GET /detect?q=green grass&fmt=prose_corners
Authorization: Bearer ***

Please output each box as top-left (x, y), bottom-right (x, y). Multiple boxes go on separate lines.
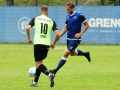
top-left (0, 44), bottom-right (120, 90)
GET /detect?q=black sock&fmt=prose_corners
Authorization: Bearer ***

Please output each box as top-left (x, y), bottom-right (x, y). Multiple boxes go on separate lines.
top-left (34, 68), bottom-right (41, 82)
top-left (38, 64), bottom-right (49, 76)
top-left (34, 64), bottom-right (50, 82)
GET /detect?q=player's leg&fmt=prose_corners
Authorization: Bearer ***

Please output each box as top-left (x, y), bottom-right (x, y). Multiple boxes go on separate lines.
top-left (30, 44), bottom-right (44, 87)
top-left (35, 61), bottom-right (42, 68)
top-left (30, 44), bottom-right (54, 87)
top-left (34, 62), bottom-right (54, 87)
top-left (37, 62), bottom-right (55, 87)
top-left (70, 49), bottom-right (85, 56)
top-left (70, 50), bottom-right (91, 62)
top-left (31, 61), bottom-right (54, 87)
top-left (31, 61), bottom-right (42, 87)
top-left (50, 40), bottom-right (71, 74)
top-left (37, 45), bottom-right (54, 87)
top-left (69, 40), bottom-right (85, 56)
top-left (38, 45), bottom-right (55, 87)
top-left (70, 40), bottom-right (91, 62)
top-left (51, 49), bottom-right (70, 74)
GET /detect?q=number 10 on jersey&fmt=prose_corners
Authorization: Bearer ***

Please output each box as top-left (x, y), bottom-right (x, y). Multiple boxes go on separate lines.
top-left (41, 23), bottom-right (48, 34)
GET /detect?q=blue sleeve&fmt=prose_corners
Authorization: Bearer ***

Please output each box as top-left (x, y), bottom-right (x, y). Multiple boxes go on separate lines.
top-left (65, 15), bottom-right (69, 25)
top-left (65, 20), bottom-right (67, 24)
top-left (79, 13), bottom-right (86, 23)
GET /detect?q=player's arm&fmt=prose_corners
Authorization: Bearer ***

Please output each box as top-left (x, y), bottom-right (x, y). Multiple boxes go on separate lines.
top-left (75, 14), bottom-right (89, 39)
top-left (59, 20), bottom-right (68, 38)
top-left (50, 21), bottom-right (59, 49)
top-left (81, 21), bottom-right (89, 35)
top-left (59, 25), bottom-right (67, 38)
top-left (52, 30), bottom-right (59, 45)
top-left (26, 25), bottom-right (32, 43)
top-left (75, 21), bottom-right (89, 39)
top-left (26, 18), bottom-right (35, 44)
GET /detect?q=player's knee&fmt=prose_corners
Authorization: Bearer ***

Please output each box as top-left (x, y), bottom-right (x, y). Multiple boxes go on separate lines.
top-left (35, 61), bottom-right (43, 68)
top-left (70, 53), bottom-right (74, 56)
top-left (63, 50), bottom-right (70, 57)
top-left (70, 51), bottom-right (76, 56)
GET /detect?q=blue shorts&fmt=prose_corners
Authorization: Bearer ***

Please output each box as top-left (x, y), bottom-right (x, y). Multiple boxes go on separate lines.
top-left (67, 39), bottom-right (81, 52)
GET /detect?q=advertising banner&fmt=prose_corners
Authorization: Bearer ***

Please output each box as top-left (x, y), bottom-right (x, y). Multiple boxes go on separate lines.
top-left (0, 6), bottom-right (120, 44)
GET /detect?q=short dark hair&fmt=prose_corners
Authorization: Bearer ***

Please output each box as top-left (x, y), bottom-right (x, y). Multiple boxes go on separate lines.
top-left (66, 2), bottom-right (74, 8)
top-left (41, 5), bottom-right (48, 12)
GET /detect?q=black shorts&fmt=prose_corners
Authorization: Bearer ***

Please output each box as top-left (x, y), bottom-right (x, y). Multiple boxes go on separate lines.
top-left (34, 44), bottom-right (50, 61)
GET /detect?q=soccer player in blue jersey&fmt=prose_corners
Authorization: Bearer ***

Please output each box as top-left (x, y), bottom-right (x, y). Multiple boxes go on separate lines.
top-left (50, 2), bottom-right (91, 75)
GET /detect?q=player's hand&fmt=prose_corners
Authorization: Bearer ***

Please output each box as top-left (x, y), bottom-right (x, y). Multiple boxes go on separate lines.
top-left (27, 39), bottom-right (32, 44)
top-left (75, 33), bottom-right (82, 39)
top-left (50, 44), bottom-right (55, 49)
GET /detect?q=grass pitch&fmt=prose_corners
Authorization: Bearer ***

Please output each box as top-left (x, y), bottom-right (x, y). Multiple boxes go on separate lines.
top-left (0, 44), bottom-right (120, 90)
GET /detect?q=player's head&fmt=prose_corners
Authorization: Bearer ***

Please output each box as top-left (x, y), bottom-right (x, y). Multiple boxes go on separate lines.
top-left (65, 2), bottom-right (75, 14)
top-left (40, 5), bottom-right (48, 15)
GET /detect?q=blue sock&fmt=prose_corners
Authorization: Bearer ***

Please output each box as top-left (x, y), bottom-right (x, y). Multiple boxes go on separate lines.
top-left (54, 59), bottom-right (66, 74)
top-left (77, 50), bottom-right (86, 56)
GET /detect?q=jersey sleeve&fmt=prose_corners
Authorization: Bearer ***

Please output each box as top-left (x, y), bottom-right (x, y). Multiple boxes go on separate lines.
top-left (52, 21), bottom-right (58, 31)
top-left (79, 13), bottom-right (87, 23)
top-left (28, 18), bottom-right (35, 27)
top-left (65, 20), bottom-right (67, 25)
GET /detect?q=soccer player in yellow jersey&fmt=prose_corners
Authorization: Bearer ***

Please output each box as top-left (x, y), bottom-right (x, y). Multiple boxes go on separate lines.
top-left (26, 5), bottom-right (59, 87)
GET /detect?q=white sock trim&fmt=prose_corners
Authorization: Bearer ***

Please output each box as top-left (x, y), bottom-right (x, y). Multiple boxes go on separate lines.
top-left (75, 49), bottom-right (78, 55)
top-left (48, 73), bottom-right (51, 77)
top-left (62, 56), bottom-right (67, 61)
top-left (33, 81), bottom-right (37, 84)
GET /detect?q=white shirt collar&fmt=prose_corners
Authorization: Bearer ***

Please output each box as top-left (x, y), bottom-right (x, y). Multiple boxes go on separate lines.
top-left (41, 15), bottom-right (47, 17)
top-left (70, 11), bottom-right (76, 16)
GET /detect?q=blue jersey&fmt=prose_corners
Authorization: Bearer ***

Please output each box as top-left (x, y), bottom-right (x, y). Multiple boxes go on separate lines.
top-left (65, 11), bottom-right (86, 39)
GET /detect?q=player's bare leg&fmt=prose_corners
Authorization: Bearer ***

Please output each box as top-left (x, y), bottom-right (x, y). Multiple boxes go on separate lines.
top-left (35, 61), bottom-right (43, 68)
